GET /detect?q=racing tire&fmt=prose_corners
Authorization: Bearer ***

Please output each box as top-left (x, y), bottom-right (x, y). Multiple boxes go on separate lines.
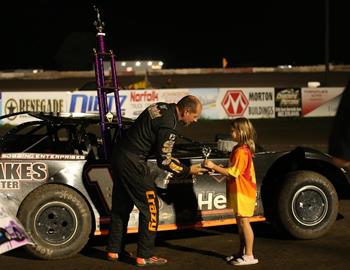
top-left (277, 170), bottom-right (338, 239)
top-left (17, 184), bottom-right (92, 260)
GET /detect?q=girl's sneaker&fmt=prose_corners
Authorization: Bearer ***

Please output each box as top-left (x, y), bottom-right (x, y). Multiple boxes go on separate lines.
top-left (136, 256), bottom-right (168, 267)
top-left (231, 255), bottom-right (259, 266)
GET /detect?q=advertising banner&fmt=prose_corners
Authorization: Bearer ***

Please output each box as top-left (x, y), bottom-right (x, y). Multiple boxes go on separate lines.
top-left (1, 92), bottom-right (68, 125)
top-left (122, 89), bottom-right (189, 119)
top-left (218, 88), bottom-right (275, 119)
top-left (0, 89), bottom-right (190, 125)
top-left (301, 87), bottom-right (344, 117)
top-left (189, 88), bottom-right (220, 119)
top-left (68, 90), bottom-right (127, 115)
top-left (275, 88), bottom-right (302, 117)
top-left (69, 89), bottom-right (189, 119)
top-left (1, 87), bottom-right (344, 124)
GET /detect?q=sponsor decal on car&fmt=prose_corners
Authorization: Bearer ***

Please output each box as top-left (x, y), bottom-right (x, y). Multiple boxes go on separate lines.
top-left (146, 191), bottom-right (158, 231)
top-left (1, 153), bottom-right (85, 160)
top-left (0, 162), bottom-right (47, 189)
top-left (148, 104), bottom-right (161, 119)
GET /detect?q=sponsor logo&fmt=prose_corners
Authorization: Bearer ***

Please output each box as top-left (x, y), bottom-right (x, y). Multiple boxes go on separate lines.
top-left (146, 191), bottom-right (158, 231)
top-left (0, 153), bottom-right (85, 160)
top-left (0, 162), bottom-right (47, 190)
top-left (198, 191), bottom-right (226, 210)
top-left (69, 94), bottom-right (127, 113)
top-left (130, 91), bottom-right (158, 102)
top-left (222, 90), bottom-right (249, 116)
top-left (147, 104), bottom-right (161, 119)
top-left (4, 98), bottom-right (64, 120)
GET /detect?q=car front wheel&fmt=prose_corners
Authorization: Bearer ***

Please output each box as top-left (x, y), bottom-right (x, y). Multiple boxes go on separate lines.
top-left (277, 170), bottom-right (338, 239)
top-left (17, 184), bottom-right (92, 260)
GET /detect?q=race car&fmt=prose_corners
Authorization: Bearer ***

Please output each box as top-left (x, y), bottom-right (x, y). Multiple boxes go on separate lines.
top-left (0, 111), bottom-right (349, 260)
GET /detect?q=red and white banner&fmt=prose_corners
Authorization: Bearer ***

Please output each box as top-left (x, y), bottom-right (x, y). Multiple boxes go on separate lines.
top-left (301, 87), bottom-right (344, 117)
top-left (122, 89), bottom-right (189, 118)
top-left (218, 88), bottom-right (275, 119)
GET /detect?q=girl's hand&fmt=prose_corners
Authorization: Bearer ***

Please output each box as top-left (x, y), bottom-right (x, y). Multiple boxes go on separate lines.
top-left (203, 159), bottom-right (216, 169)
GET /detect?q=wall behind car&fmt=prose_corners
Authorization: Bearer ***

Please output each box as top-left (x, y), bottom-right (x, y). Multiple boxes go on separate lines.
top-left (0, 87), bottom-right (344, 125)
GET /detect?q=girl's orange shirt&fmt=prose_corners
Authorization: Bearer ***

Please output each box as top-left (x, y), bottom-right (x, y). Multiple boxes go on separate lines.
top-left (225, 144), bottom-right (257, 216)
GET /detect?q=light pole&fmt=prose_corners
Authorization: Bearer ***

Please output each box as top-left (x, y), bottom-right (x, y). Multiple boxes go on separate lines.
top-left (324, 0), bottom-right (330, 86)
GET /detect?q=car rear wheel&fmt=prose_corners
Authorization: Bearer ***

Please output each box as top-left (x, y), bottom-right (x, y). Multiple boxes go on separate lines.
top-left (17, 184), bottom-right (92, 260)
top-left (276, 170), bottom-right (338, 239)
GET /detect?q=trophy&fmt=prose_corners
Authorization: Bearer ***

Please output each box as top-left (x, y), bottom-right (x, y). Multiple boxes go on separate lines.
top-left (202, 145), bottom-right (212, 160)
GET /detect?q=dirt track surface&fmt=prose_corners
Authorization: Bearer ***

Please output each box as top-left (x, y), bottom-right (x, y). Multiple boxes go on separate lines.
top-left (2, 117), bottom-right (350, 270)
top-left (2, 201), bottom-right (350, 270)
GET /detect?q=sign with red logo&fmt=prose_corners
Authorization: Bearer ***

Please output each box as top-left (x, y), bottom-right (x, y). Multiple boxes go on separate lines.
top-left (221, 90), bottom-right (249, 117)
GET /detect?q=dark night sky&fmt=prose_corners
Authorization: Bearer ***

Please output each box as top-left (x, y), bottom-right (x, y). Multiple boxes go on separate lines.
top-left (1, 1), bottom-right (349, 70)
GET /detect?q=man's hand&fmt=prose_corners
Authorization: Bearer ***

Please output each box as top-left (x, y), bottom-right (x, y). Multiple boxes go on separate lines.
top-left (190, 164), bottom-right (208, 175)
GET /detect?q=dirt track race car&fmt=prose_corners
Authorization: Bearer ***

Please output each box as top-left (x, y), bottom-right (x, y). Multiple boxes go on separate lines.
top-left (0, 111), bottom-right (349, 260)
top-left (1, 6), bottom-right (350, 260)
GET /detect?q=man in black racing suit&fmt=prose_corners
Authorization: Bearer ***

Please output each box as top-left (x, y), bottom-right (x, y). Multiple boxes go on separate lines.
top-left (107, 95), bottom-right (207, 266)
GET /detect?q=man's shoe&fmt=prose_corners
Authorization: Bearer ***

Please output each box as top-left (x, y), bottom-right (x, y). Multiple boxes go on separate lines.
top-left (107, 252), bottom-right (119, 261)
top-left (107, 251), bottom-right (133, 262)
top-left (136, 256), bottom-right (168, 267)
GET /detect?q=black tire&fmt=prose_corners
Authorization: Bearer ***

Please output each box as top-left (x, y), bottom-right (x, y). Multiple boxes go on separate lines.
top-left (17, 184), bottom-right (92, 260)
top-left (276, 170), bottom-right (338, 239)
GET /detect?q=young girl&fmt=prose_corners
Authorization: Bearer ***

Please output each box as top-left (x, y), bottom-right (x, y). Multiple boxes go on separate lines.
top-left (204, 117), bottom-right (259, 266)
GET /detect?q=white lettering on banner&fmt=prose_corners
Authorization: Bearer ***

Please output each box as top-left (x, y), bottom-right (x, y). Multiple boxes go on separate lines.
top-left (276, 107), bottom-right (301, 117)
top-left (130, 91), bottom-right (158, 102)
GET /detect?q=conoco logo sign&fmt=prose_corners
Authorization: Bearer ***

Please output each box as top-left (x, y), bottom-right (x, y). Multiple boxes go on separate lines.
top-left (221, 90), bottom-right (249, 116)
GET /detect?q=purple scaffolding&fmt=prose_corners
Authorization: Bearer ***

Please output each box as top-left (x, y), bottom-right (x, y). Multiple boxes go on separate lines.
top-left (93, 7), bottom-right (123, 159)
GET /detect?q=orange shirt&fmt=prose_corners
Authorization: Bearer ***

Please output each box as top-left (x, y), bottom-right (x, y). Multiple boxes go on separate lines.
top-left (225, 145), bottom-right (257, 217)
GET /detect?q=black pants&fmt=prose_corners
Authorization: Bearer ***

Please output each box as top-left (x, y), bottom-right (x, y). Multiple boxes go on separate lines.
top-left (107, 150), bottom-right (159, 258)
